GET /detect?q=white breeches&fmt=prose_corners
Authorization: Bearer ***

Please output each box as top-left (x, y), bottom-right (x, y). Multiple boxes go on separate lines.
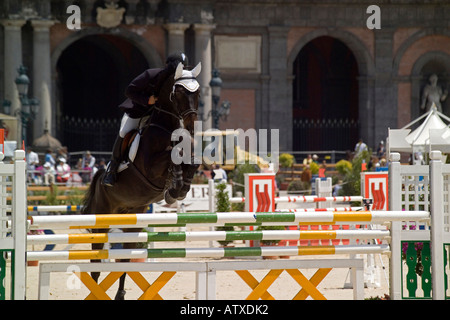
top-left (119, 113), bottom-right (141, 138)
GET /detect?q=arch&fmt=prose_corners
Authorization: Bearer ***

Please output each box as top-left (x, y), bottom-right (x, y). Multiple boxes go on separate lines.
top-left (50, 27), bottom-right (163, 152)
top-left (51, 26), bottom-right (163, 72)
top-left (50, 26), bottom-right (163, 131)
top-left (288, 28), bottom-right (376, 148)
top-left (287, 28), bottom-right (375, 77)
top-left (393, 28), bottom-right (450, 77)
top-left (394, 30), bottom-right (450, 123)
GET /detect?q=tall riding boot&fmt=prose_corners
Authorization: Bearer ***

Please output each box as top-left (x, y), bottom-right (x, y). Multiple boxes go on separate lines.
top-left (102, 136), bottom-right (124, 187)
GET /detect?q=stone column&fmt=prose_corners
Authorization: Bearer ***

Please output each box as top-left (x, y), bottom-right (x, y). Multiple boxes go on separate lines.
top-left (31, 20), bottom-right (55, 139)
top-left (267, 26), bottom-right (291, 152)
top-left (193, 23), bottom-right (215, 130)
top-left (164, 23), bottom-right (189, 55)
top-left (373, 28), bottom-right (395, 147)
top-left (1, 19), bottom-right (26, 116)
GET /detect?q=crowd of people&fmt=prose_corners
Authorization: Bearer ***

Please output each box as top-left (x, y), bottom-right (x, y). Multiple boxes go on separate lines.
top-left (25, 146), bottom-right (106, 186)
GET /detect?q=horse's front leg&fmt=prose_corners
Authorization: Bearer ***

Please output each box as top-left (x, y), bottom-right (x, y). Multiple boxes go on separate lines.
top-left (177, 156), bottom-right (200, 200)
top-left (164, 164), bottom-right (184, 204)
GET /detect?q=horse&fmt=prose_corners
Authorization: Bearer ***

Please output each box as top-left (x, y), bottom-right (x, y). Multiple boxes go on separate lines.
top-left (81, 62), bottom-right (201, 300)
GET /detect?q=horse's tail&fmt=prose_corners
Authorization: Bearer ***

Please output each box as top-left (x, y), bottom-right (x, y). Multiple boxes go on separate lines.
top-left (81, 168), bottom-right (105, 214)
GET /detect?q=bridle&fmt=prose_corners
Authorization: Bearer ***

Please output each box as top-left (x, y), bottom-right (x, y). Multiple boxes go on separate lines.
top-left (153, 68), bottom-right (200, 122)
top-left (153, 85), bottom-right (199, 122)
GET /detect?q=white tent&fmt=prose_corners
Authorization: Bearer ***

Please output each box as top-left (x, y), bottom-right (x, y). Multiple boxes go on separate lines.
top-left (388, 103), bottom-right (450, 155)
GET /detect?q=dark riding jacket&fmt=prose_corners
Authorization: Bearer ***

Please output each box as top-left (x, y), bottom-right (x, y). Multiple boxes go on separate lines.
top-left (119, 68), bottom-right (163, 119)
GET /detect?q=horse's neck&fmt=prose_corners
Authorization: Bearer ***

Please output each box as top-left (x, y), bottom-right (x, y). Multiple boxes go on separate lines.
top-left (151, 106), bottom-right (180, 133)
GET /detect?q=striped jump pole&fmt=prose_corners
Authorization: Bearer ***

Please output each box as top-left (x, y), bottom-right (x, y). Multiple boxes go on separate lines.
top-left (27, 229), bottom-right (391, 245)
top-left (28, 205), bottom-right (83, 212)
top-left (26, 211), bottom-right (430, 229)
top-left (275, 207), bottom-right (364, 212)
top-left (27, 244), bottom-right (391, 261)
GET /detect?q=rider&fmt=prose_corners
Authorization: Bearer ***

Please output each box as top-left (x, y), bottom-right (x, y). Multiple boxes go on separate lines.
top-left (102, 52), bottom-right (189, 187)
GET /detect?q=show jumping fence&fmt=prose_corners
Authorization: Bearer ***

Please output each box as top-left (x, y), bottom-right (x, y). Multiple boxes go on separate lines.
top-left (1, 146), bottom-right (450, 300)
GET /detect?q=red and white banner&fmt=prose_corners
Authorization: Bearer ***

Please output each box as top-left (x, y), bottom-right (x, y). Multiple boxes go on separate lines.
top-left (361, 172), bottom-right (389, 211)
top-left (245, 173), bottom-right (276, 213)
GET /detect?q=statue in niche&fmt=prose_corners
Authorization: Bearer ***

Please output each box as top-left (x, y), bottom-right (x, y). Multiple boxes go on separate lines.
top-left (421, 74), bottom-right (448, 112)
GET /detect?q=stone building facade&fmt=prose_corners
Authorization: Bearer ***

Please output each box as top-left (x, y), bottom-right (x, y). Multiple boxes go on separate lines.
top-left (1, 0), bottom-right (449, 154)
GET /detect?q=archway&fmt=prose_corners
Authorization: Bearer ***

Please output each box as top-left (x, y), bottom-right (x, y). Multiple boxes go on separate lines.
top-left (55, 34), bottom-right (149, 152)
top-left (292, 36), bottom-right (359, 152)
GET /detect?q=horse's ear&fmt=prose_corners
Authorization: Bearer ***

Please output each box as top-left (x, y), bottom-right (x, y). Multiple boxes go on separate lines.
top-left (191, 62), bottom-right (201, 78)
top-left (174, 62), bottom-right (184, 80)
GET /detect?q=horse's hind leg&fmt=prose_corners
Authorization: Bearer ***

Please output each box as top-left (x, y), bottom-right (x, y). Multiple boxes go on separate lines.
top-left (115, 273), bottom-right (127, 300)
top-left (91, 242), bottom-right (103, 283)
top-left (114, 224), bottom-right (146, 300)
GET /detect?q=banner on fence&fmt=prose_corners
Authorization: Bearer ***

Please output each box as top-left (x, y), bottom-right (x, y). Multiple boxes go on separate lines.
top-left (361, 172), bottom-right (389, 210)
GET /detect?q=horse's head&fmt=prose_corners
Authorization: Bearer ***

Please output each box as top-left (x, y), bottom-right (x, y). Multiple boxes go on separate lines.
top-left (170, 62), bottom-right (201, 135)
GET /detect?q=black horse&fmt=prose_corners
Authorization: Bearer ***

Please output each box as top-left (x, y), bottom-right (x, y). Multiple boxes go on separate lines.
top-left (81, 62), bottom-right (201, 300)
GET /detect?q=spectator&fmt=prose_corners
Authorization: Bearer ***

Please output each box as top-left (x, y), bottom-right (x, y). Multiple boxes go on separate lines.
top-left (56, 157), bottom-right (71, 183)
top-left (42, 162), bottom-right (56, 185)
top-left (303, 154), bottom-right (313, 166)
top-left (301, 165), bottom-right (312, 183)
top-left (312, 154), bottom-right (319, 163)
top-left (56, 146), bottom-right (68, 162)
top-left (26, 146), bottom-right (40, 184)
top-left (354, 138), bottom-right (368, 156)
top-left (45, 149), bottom-right (56, 167)
top-left (319, 160), bottom-right (327, 178)
top-left (71, 158), bottom-right (84, 185)
top-left (333, 180), bottom-right (343, 196)
top-left (82, 150), bottom-right (96, 169)
top-left (98, 158), bottom-right (107, 171)
top-left (212, 164), bottom-right (227, 183)
top-left (376, 141), bottom-right (386, 158)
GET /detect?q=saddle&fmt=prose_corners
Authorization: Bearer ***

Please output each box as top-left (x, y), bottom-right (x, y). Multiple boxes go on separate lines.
top-left (117, 130), bottom-right (140, 173)
top-left (117, 118), bottom-right (172, 173)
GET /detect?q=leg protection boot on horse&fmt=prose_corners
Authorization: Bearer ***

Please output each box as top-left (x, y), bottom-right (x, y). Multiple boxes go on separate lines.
top-left (177, 156), bottom-right (201, 200)
top-left (164, 164), bottom-right (184, 204)
top-left (102, 136), bottom-right (124, 187)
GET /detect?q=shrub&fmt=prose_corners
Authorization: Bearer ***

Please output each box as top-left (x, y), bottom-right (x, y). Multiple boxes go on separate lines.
top-left (309, 161), bottom-right (319, 174)
top-left (336, 159), bottom-right (352, 175)
top-left (279, 153), bottom-right (294, 168)
top-left (229, 163), bottom-right (259, 196)
top-left (341, 150), bottom-right (371, 196)
top-left (287, 180), bottom-right (311, 195)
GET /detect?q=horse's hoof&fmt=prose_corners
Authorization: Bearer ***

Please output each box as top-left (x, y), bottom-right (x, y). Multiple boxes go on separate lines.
top-left (115, 290), bottom-right (126, 300)
top-left (164, 190), bottom-right (176, 204)
top-left (177, 191), bottom-right (187, 200)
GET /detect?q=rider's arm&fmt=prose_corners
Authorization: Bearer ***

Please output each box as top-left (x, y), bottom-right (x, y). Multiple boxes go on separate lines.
top-left (125, 68), bottom-right (161, 106)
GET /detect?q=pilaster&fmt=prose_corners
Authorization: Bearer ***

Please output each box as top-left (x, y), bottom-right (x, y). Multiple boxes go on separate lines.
top-left (193, 23), bottom-right (215, 130)
top-left (31, 19), bottom-right (55, 138)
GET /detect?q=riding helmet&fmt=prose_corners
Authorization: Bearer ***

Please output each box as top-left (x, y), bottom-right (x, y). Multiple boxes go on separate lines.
top-left (166, 52), bottom-right (189, 67)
